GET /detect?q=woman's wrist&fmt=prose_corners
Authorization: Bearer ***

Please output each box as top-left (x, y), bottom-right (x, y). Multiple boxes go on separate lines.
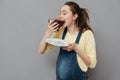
top-left (44, 30), bottom-right (52, 38)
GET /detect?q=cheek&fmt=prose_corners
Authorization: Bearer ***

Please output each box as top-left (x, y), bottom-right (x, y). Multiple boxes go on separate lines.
top-left (65, 17), bottom-right (73, 25)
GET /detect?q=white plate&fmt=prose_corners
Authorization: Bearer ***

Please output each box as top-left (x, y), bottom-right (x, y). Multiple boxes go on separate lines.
top-left (45, 38), bottom-right (69, 46)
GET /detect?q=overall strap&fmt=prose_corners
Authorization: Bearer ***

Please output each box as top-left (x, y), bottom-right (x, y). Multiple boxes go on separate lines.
top-left (62, 27), bottom-right (67, 39)
top-left (75, 28), bottom-right (84, 44)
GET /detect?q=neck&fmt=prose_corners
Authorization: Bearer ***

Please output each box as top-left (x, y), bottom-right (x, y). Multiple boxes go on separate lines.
top-left (67, 24), bottom-right (79, 35)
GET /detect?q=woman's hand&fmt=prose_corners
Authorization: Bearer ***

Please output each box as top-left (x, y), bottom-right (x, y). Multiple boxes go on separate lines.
top-left (62, 43), bottom-right (92, 66)
top-left (45, 20), bottom-right (59, 37)
top-left (61, 43), bottom-right (77, 52)
top-left (38, 20), bottom-right (59, 54)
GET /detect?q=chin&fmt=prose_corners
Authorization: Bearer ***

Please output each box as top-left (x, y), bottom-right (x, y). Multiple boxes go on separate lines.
top-left (63, 25), bottom-right (67, 28)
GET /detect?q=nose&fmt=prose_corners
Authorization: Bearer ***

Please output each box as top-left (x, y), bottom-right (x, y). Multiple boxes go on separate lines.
top-left (58, 15), bottom-right (64, 21)
top-left (58, 15), bottom-right (62, 20)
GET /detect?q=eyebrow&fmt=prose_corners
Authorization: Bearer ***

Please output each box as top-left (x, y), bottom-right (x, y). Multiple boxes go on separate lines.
top-left (60, 9), bottom-right (66, 13)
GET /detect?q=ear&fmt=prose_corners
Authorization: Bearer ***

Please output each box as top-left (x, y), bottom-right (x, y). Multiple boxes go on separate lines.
top-left (73, 14), bottom-right (78, 21)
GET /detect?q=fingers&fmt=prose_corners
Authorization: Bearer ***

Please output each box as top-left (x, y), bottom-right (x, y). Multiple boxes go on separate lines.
top-left (62, 47), bottom-right (67, 50)
top-left (61, 43), bottom-right (76, 52)
top-left (61, 46), bottom-right (72, 52)
top-left (50, 24), bottom-right (59, 32)
top-left (62, 48), bottom-right (72, 52)
top-left (48, 20), bottom-right (59, 32)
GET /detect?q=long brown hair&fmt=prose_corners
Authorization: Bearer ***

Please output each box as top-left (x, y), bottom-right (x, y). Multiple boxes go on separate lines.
top-left (64, 1), bottom-right (93, 32)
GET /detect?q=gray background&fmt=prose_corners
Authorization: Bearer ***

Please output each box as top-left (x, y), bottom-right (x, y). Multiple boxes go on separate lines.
top-left (0, 0), bottom-right (120, 80)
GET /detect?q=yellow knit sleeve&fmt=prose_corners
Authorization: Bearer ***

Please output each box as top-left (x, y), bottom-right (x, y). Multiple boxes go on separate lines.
top-left (85, 30), bottom-right (97, 68)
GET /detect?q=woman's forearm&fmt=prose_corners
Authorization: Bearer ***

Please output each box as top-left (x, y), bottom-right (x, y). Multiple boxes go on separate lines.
top-left (38, 37), bottom-right (47, 54)
top-left (38, 32), bottom-right (51, 54)
top-left (74, 44), bottom-right (91, 66)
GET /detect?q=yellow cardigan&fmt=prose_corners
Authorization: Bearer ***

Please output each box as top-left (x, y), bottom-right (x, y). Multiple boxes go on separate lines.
top-left (45, 27), bottom-right (97, 72)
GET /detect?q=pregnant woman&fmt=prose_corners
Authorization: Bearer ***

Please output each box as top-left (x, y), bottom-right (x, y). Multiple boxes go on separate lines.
top-left (38, 1), bottom-right (97, 80)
